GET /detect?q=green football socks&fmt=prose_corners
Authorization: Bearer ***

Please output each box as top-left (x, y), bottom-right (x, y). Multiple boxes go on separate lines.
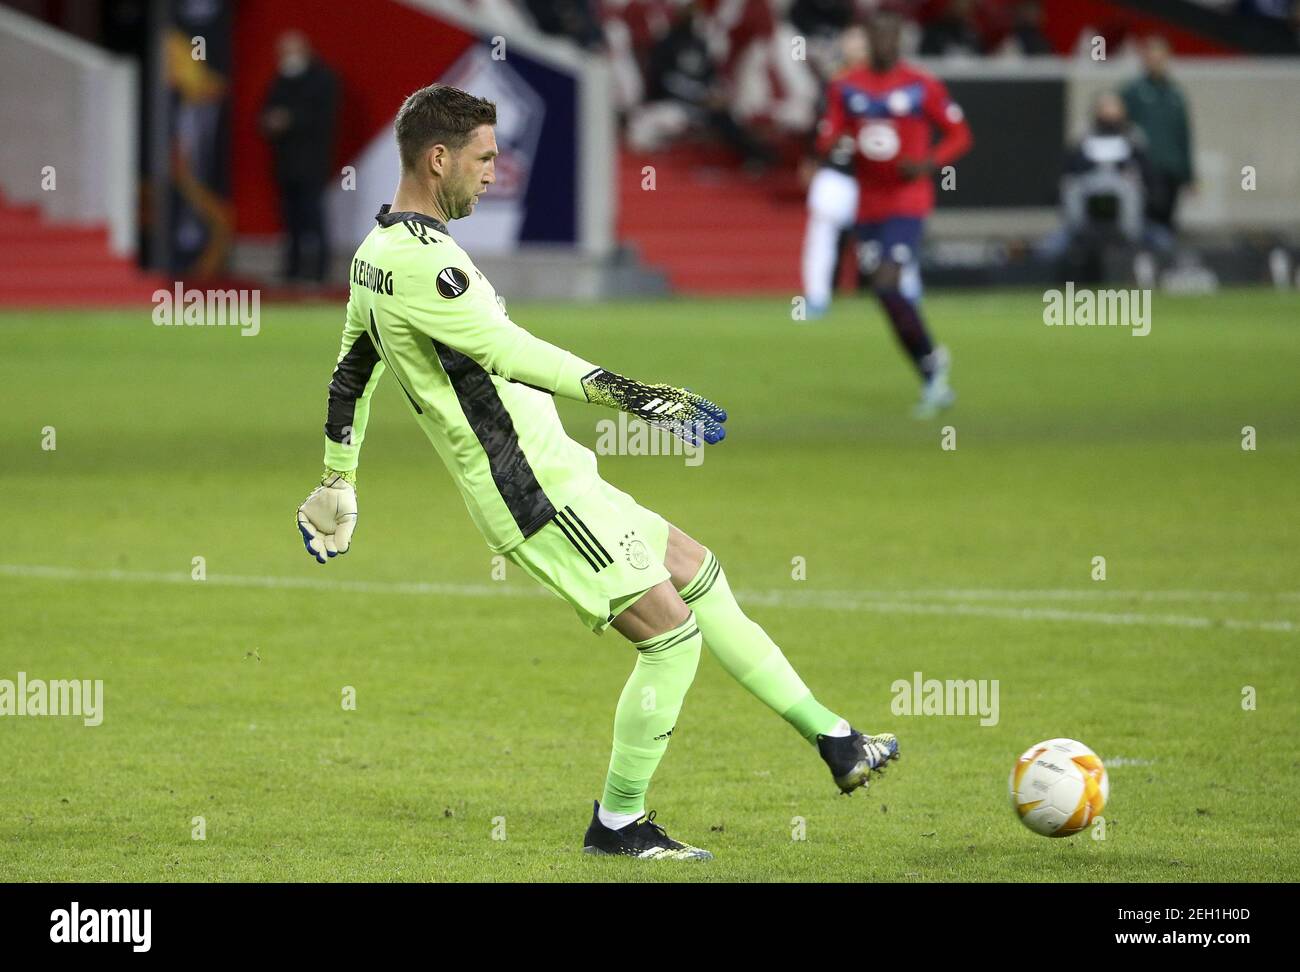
top-left (681, 550), bottom-right (842, 744)
top-left (601, 613), bottom-right (703, 816)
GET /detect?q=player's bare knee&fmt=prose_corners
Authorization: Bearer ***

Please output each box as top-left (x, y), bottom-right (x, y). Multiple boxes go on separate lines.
top-left (665, 524), bottom-right (707, 590)
top-left (612, 579), bottom-right (692, 644)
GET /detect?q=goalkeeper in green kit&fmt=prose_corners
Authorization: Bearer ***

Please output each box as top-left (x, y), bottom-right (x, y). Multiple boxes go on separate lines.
top-left (296, 83), bottom-right (898, 860)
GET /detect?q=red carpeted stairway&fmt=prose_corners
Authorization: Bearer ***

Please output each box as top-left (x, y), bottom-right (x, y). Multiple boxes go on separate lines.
top-left (0, 194), bottom-right (165, 307)
top-left (616, 147), bottom-right (807, 295)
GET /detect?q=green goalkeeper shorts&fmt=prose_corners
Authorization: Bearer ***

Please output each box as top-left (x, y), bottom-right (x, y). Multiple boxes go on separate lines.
top-left (506, 477), bottom-right (672, 634)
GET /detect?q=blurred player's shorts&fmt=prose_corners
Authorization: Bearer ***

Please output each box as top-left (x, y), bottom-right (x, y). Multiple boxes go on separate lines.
top-left (506, 478), bottom-right (671, 634)
top-left (855, 216), bottom-right (925, 271)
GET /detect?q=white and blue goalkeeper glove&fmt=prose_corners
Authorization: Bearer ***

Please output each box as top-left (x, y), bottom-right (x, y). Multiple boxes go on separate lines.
top-left (296, 469), bottom-right (357, 564)
top-left (581, 369), bottom-right (727, 446)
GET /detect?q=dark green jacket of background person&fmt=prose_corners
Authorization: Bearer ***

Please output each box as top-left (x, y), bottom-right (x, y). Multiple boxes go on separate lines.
top-left (1121, 75), bottom-right (1195, 185)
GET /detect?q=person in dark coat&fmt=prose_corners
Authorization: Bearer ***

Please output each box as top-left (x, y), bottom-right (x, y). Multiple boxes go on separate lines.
top-left (261, 31), bottom-right (339, 283)
top-left (1121, 35), bottom-right (1195, 235)
top-left (920, 0), bottom-right (985, 57)
top-left (1007, 1), bottom-right (1054, 56)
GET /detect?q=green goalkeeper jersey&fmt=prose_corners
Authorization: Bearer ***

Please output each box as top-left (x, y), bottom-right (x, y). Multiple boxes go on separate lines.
top-left (322, 205), bottom-right (602, 552)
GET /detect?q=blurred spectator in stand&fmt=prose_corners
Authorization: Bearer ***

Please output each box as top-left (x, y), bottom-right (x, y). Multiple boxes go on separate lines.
top-left (1004, 1), bottom-right (1053, 56)
top-left (1122, 36), bottom-right (1195, 239)
top-left (789, 0), bottom-right (856, 42)
top-left (1234, 0), bottom-right (1300, 49)
top-left (789, 0), bottom-right (859, 97)
top-left (920, 0), bottom-right (985, 57)
top-left (632, 1), bottom-right (776, 168)
top-left (601, 0), bottom-right (675, 113)
top-left (260, 31), bottom-right (338, 284)
top-left (1038, 91), bottom-right (1165, 281)
top-left (1235, 0), bottom-right (1292, 17)
top-left (523, 0), bottom-right (604, 51)
top-left (718, 0), bottom-right (820, 133)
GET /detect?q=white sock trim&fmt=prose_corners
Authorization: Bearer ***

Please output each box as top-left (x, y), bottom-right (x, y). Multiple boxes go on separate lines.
top-left (598, 805), bottom-right (644, 831)
top-left (824, 718), bottom-right (852, 738)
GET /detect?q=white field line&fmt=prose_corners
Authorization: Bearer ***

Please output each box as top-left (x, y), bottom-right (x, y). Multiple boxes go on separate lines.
top-left (741, 589), bottom-right (1297, 633)
top-left (2, 564), bottom-right (1296, 634)
top-left (0, 563), bottom-right (531, 601)
top-left (850, 589), bottom-right (1293, 603)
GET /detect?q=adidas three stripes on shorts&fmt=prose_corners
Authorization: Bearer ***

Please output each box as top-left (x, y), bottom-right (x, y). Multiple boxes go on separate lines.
top-left (505, 477), bottom-right (673, 634)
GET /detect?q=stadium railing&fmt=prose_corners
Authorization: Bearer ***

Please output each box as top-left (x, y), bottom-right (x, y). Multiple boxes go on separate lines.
top-left (0, 5), bottom-right (138, 256)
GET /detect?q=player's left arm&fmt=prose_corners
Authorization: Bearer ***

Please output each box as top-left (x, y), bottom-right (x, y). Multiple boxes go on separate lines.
top-left (900, 78), bottom-right (973, 179)
top-left (403, 262), bottom-right (727, 445)
top-left (402, 263), bottom-right (596, 400)
top-left (921, 76), bottom-right (973, 169)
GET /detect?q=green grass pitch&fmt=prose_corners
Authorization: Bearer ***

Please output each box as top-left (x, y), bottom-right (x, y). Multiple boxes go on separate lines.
top-left (1, 288), bottom-right (1297, 882)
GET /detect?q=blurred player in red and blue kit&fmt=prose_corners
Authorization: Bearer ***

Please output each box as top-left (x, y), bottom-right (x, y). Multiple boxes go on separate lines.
top-left (810, 11), bottom-right (972, 417)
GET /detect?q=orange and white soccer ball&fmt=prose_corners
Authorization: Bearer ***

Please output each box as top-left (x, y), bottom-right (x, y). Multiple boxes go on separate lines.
top-left (1009, 738), bottom-right (1109, 837)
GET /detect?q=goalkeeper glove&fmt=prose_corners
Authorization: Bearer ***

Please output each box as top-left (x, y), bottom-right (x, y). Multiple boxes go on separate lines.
top-left (296, 469), bottom-right (357, 564)
top-left (581, 369), bottom-right (727, 446)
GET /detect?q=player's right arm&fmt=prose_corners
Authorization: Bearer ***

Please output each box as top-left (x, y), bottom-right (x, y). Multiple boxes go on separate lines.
top-left (402, 258), bottom-right (727, 445)
top-left (297, 292), bottom-right (383, 564)
top-left (322, 290), bottom-right (385, 475)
